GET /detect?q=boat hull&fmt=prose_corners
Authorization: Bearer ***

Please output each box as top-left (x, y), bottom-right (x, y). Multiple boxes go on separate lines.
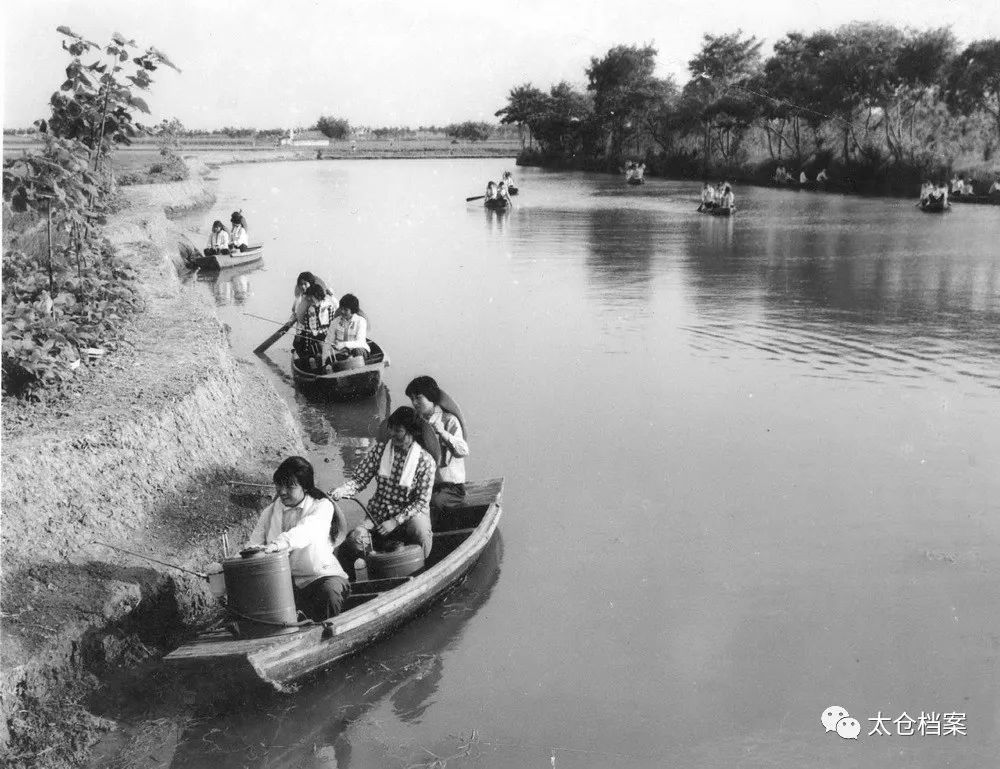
top-left (164, 478), bottom-right (504, 691)
top-left (919, 198), bottom-right (949, 213)
top-left (193, 245), bottom-right (264, 271)
top-left (949, 193), bottom-right (1000, 206)
top-left (484, 198), bottom-right (510, 211)
top-left (291, 340), bottom-right (388, 401)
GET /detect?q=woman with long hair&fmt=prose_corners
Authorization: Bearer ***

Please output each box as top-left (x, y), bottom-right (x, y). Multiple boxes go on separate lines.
top-left (244, 456), bottom-right (350, 620)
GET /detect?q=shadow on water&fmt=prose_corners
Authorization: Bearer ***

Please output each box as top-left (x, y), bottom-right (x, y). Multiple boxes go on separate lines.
top-left (168, 532), bottom-right (505, 769)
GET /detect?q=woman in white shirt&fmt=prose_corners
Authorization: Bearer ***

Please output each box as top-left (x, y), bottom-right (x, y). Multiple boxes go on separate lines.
top-left (229, 211), bottom-right (249, 251)
top-left (326, 293), bottom-right (370, 368)
top-left (244, 456), bottom-right (350, 620)
top-left (204, 220), bottom-right (230, 256)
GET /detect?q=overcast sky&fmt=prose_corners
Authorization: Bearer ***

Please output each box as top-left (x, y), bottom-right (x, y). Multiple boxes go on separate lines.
top-left (3, 0), bottom-right (999, 130)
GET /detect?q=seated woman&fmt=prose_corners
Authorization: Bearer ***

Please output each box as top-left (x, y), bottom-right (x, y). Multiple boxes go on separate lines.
top-left (332, 406), bottom-right (436, 559)
top-left (230, 211), bottom-right (249, 251)
top-left (293, 283), bottom-right (336, 368)
top-left (325, 293), bottom-right (370, 369)
top-left (720, 184), bottom-right (735, 210)
top-left (698, 182), bottom-right (715, 211)
top-left (501, 170), bottom-right (516, 189)
top-left (485, 181), bottom-right (498, 201)
top-left (406, 376), bottom-right (469, 514)
top-left (244, 456), bottom-right (350, 621)
top-left (204, 220), bottom-right (230, 256)
top-left (496, 181), bottom-right (513, 206)
top-left (816, 168), bottom-right (829, 183)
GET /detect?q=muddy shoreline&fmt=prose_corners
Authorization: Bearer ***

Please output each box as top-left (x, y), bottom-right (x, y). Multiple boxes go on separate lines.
top-left (1, 161), bottom-right (304, 767)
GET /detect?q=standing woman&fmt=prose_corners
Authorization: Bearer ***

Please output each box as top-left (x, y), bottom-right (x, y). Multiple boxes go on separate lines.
top-left (244, 456), bottom-right (349, 621)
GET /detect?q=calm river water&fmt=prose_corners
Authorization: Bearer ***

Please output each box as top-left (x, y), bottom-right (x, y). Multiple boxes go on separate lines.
top-left (173, 159), bottom-right (1000, 768)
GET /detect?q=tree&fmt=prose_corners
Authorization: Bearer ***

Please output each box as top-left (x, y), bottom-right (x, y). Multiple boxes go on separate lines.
top-left (946, 39), bottom-right (1000, 149)
top-left (685, 31), bottom-right (763, 167)
top-left (46, 27), bottom-right (179, 176)
top-left (586, 44), bottom-right (660, 157)
top-left (315, 116), bottom-right (351, 140)
top-left (495, 83), bottom-right (548, 149)
top-left (531, 82), bottom-right (594, 157)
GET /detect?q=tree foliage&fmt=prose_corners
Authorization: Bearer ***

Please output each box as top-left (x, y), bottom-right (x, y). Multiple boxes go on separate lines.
top-left (445, 121), bottom-right (493, 142)
top-left (315, 116), bottom-right (351, 140)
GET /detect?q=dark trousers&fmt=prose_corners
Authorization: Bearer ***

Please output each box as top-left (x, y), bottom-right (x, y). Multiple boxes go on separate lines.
top-left (204, 247), bottom-right (230, 256)
top-left (293, 575), bottom-right (350, 621)
top-left (293, 331), bottom-right (326, 360)
top-left (431, 482), bottom-right (466, 514)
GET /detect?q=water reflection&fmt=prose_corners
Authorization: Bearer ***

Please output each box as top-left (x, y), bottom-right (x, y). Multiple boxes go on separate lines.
top-left (195, 262), bottom-right (263, 306)
top-left (169, 533), bottom-right (504, 769)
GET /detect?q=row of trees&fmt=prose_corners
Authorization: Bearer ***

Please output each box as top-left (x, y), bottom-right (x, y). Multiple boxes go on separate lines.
top-left (495, 24), bottom-right (1000, 183)
top-left (2, 27), bottom-right (177, 397)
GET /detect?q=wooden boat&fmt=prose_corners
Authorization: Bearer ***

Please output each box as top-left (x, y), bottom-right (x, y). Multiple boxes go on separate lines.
top-left (192, 245), bottom-right (264, 271)
top-left (949, 193), bottom-right (1000, 206)
top-left (627, 176), bottom-right (645, 185)
top-left (699, 204), bottom-right (735, 216)
top-left (291, 340), bottom-right (389, 401)
top-left (484, 197), bottom-right (510, 211)
top-left (164, 478), bottom-right (504, 691)
top-left (919, 197), bottom-right (949, 213)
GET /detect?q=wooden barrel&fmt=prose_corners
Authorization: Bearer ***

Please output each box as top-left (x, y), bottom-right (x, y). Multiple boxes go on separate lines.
top-left (223, 552), bottom-right (298, 636)
top-left (367, 545), bottom-right (425, 578)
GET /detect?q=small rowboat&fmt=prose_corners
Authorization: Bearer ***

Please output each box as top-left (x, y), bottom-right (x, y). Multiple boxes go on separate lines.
top-left (164, 478), bottom-right (504, 692)
top-left (291, 340), bottom-right (389, 401)
top-left (192, 245), bottom-right (264, 271)
top-left (699, 204), bottom-right (735, 216)
top-left (919, 197), bottom-right (949, 213)
top-left (484, 197), bottom-right (510, 211)
top-left (626, 176), bottom-right (645, 185)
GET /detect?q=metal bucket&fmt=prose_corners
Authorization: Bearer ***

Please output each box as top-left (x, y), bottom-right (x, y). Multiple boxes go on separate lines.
top-left (222, 552), bottom-right (298, 636)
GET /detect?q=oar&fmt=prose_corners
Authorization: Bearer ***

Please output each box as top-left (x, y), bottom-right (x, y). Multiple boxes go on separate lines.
top-left (254, 319), bottom-right (295, 354)
top-left (465, 195), bottom-right (486, 202)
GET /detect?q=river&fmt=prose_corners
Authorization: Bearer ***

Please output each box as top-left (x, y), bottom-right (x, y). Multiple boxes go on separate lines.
top-left (172, 159), bottom-right (1000, 768)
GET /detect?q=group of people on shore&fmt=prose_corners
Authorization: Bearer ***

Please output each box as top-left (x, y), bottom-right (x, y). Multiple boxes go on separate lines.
top-left (949, 175), bottom-right (1000, 197)
top-left (244, 374), bottom-right (469, 620)
top-left (773, 166), bottom-right (829, 185)
top-left (289, 272), bottom-right (369, 372)
top-left (204, 211), bottom-right (250, 256)
top-left (698, 181), bottom-right (736, 212)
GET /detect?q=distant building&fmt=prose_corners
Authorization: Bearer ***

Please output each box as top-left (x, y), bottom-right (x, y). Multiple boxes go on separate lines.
top-left (278, 128), bottom-right (329, 148)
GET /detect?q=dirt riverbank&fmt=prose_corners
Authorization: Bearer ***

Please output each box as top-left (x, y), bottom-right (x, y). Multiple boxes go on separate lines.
top-left (1, 161), bottom-right (304, 767)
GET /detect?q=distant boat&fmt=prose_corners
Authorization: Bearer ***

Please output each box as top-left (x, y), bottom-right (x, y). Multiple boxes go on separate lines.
top-left (163, 478), bottom-right (504, 692)
top-left (192, 245), bottom-right (264, 271)
top-left (919, 197), bottom-right (949, 213)
top-left (699, 204), bottom-right (735, 216)
top-left (484, 197), bottom-right (510, 211)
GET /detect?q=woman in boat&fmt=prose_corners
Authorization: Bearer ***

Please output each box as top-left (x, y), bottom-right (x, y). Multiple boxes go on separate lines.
top-left (290, 272), bottom-right (333, 335)
top-left (406, 375), bottom-right (469, 514)
top-left (496, 181), bottom-right (513, 206)
top-left (799, 170), bottom-right (808, 184)
top-left (325, 292), bottom-right (370, 368)
top-left (332, 406), bottom-right (436, 559)
top-left (244, 456), bottom-right (350, 621)
top-left (204, 220), bottom-right (230, 256)
top-left (698, 182), bottom-right (715, 211)
top-left (229, 211), bottom-right (249, 252)
top-left (720, 184), bottom-right (735, 211)
top-left (294, 283), bottom-right (336, 368)
top-left (485, 181), bottom-right (498, 201)
top-left (501, 170), bottom-right (515, 190)
top-left (816, 168), bottom-right (829, 183)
